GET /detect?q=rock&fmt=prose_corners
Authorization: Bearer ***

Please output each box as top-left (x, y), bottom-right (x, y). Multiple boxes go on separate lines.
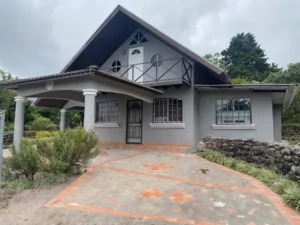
top-left (281, 148), bottom-right (291, 156)
top-left (198, 141), bottom-right (206, 151)
top-left (198, 137), bottom-right (300, 181)
top-left (291, 166), bottom-right (300, 175)
top-left (270, 165), bottom-right (279, 172)
top-left (268, 156), bottom-right (275, 164)
top-left (283, 162), bottom-right (292, 171)
top-left (253, 156), bottom-right (261, 164)
top-left (206, 144), bottom-right (213, 149)
top-left (267, 148), bottom-right (275, 156)
top-left (284, 156), bottom-right (292, 162)
top-left (287, 173), bottom-right (298, 181)
top-left (274, 151), bottom-right (281, 157)
top-left (246, 155), bottom-right (253, 163)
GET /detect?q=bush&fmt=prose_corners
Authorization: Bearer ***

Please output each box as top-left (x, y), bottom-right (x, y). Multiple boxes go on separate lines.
top-left (36, 127), bottom-right (99, 174)
top-left (8, 139), bottom-right (41, 180)
top-left (199, 151), bottom-right (300, 211)
top-left (35, 131), bottom-right (58, 139)
top-left (29, 117), bottom-right (57, 131)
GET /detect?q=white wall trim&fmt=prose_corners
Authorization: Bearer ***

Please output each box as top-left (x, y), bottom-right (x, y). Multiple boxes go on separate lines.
top-left (94, 123), bottom-right (119, 128)
top-left (212, 124), bottom-right (256, 130)
top-left (149, 123), bottom-right (185, 129)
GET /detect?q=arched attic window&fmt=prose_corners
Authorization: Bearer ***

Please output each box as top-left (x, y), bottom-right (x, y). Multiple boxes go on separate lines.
top-left (129, 31), bottom-right (148, 45)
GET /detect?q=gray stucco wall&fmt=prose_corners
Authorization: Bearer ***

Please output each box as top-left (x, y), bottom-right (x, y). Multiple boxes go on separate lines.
top-left (100, 29), bottom-right (193, 83)
top-left (273, 105), bottom-right (282, 142)
top-left (94, 87), bottom-right (195, 147)
top-left (198, 91), bottom-right (275, 141)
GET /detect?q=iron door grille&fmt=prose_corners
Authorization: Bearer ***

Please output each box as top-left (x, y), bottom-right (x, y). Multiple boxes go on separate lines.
top-left (126, 100), bottom-right (143, 144)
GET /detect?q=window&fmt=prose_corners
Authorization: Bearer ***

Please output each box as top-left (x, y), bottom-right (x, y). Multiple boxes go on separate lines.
top-left (111, 60), bottom-right (121, 72)
top-left (96, 101), bottom-right (118, 123)
top-left (216, 98), bottom-right (251, 125)
top-left (153, 98), bottom-right (182, 123)
top-left (151, 54), bottom-right (163, 67)
top-left (132, 49), bottom-right (141, 55)
top-left (129, 31), bottom-right (148, 45)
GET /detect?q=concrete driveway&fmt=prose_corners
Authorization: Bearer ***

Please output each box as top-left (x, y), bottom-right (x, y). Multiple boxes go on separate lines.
top-left (46, 149), bottom-right (300, 225)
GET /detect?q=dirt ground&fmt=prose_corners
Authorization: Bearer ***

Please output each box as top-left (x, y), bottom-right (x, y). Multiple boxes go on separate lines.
top-left (0, 183), bottom-right (173, 225)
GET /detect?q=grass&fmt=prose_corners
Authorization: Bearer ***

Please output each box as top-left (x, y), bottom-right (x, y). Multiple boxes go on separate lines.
top-left (0, 172), bottom-right (68, 192)
top-left (198, 151), bottom-right (300, 211)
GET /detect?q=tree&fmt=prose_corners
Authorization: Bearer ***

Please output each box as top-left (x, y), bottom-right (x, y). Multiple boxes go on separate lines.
top-left (203, 52), bottom-right (227, 71)
top-left (0, 70), bottom-right (17, 125)
top-left (221, 33), bottom-right (279, 81)
top-left (264, 62), bottom-right (300, 84)
top-left (263, 62), bottom-right (300, 124)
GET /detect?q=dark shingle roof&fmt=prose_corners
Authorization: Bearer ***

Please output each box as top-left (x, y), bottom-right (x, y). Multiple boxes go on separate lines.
top-left (0, 68), bottom-right (163, 95)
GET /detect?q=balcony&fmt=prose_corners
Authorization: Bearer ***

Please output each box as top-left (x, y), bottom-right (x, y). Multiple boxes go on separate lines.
top-left (100, 57), bottom-right (192, 87)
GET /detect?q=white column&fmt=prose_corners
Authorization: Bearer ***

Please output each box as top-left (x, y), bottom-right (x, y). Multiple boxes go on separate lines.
top-left (13, 96), bottom-right (26, 150)
top-left (60, 109), bottom-right (66, 131)
top-left (82, 89), bottom-right (97, 131)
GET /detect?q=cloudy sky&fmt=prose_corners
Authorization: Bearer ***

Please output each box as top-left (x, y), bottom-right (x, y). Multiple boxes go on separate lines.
top-left (0, 0), bottom-right (300, 78)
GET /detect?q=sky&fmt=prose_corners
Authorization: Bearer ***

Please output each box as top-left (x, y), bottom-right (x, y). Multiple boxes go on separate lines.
top-left (0, 0), bottom-right (300, 78)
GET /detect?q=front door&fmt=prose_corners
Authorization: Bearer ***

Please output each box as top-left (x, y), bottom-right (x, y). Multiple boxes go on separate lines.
top-left (128, 47), bottom-right (144, 82)
top-left (126, 100), bottom-right (143, 144)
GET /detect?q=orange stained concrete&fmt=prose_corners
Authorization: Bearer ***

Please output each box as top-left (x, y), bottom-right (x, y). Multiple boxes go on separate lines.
top-left (45, 150), bottom-right (300, 225)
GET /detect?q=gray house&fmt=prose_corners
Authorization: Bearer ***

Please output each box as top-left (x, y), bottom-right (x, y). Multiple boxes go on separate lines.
top-left (0, 5), bottom-right (296, 153)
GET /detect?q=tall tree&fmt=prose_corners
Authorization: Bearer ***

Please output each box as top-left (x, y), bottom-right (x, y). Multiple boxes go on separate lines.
top-left (264, 62), bottom-right (300, 124)
top-left (221, 33), bottom-right (278, 81)
top-left (203, 52), bottom-right (227, 71)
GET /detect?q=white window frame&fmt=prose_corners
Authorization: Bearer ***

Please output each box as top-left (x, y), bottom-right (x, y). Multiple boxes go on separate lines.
top-left (216, 98), bottom-right (252, 125)
top-left (96, 101), bottom-right (118, 124)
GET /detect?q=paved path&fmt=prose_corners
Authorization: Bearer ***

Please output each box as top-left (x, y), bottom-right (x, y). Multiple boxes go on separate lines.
top-left (46, 150), bottom-right (300, 225)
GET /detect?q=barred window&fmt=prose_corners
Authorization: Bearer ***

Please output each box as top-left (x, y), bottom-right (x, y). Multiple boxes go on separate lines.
top-left (96, 101), bottom-right (118, 123)
top-left (153, 98), bottom-right (182, 123)
top-left (216, 98), bottom-right (251, 125)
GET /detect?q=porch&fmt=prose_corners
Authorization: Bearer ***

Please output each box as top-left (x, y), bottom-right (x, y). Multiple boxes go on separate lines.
top-left (0, 67), bottom-right (163, 149)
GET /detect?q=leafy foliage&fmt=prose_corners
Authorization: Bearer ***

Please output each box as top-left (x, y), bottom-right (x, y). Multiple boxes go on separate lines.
top-left (221, 33), bottom-right (281, 81)
top-left (28, 117), bottom-right (57, 131)
top-left (36, 127), bottom-right (99, 174)
top-left (35, 131), bottom-right (58, 139)
top-left (8, 139), bottom-right (41, 180)
top-left (230, 77), bottom-right (253, 84)
top-left (199, 151), bottom-right (300, 211)
top-left (264, 62), bottom-right (300, 84)
top-left (203, 52), bottom-right (227, 71)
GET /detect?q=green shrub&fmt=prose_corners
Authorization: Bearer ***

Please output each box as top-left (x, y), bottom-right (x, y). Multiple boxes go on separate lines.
top-left (4, 123), bottom-right (14, 132)
top-left (35, 131), bottom-right (58, 139)
top-left (199, 151), bottom-right (300, 211)
top-left (8, 139), bottom-right (41, 180)
top-left (37, 127), bottom-right (99, 174)
top-left (29, 117), bottom-right (57, 131)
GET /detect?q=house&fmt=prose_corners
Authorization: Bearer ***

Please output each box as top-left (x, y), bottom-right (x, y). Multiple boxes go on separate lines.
top-left (0, 5), bottom-right (296, 153)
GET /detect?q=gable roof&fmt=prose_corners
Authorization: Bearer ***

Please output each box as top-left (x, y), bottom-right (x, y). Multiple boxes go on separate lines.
top-left (61, 5), bottom-right (230, 84)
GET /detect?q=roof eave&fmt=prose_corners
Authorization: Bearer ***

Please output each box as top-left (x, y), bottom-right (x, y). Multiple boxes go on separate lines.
top-left (283, 85), bottom-right (297, 109)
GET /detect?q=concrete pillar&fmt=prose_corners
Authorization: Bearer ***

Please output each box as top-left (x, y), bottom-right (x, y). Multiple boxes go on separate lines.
top-left (13, 96), bottom-right (26, 150)
top-left (82, 89), bottom-right (97, 131)
top-left (60, 109), bottom-right (66, 131)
